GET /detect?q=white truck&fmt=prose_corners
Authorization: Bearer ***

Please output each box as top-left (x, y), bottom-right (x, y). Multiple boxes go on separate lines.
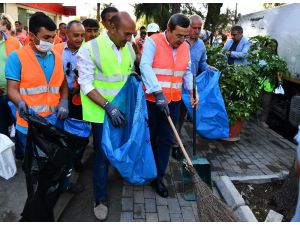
top-left (237, 3), bottom-right (300, 129)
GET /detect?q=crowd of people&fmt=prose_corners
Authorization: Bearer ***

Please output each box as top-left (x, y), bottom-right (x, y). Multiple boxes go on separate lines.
top-left (0, 6), bottom-right (262, 221)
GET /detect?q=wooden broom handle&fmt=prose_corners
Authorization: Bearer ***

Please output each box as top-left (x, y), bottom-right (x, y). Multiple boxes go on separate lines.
top-left (165, 110), bottom-right (193, 167)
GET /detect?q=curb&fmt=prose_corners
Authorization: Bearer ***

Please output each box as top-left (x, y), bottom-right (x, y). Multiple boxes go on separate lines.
top-left (214, 176), bottom-right (258, 222)
top-left (230, 171), bottom-right (289, 184)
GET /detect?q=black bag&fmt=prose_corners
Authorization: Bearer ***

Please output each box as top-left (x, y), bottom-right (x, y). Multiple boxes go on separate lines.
top-left (20, 114), bottom-right (87, 221)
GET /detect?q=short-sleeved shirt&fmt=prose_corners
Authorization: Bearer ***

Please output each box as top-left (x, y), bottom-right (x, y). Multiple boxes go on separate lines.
top-left (5, 48), bottom-right (55, 134)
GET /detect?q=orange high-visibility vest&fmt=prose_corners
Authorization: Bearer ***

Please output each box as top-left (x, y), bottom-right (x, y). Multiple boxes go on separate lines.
top-left (54, 35), bottom-right (62, 45)
top-left (5, 36), bottom-right (20, 55)
top-left (16, 45), bottom-right (64, 128)
top-left (52, 42), bottom-right (65, 55)
top-left (145, 33), bottom-right (190, 103)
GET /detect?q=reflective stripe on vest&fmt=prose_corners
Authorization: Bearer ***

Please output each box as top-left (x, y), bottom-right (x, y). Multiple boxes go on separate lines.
top-left (80, 35), bottom-right (135, 123)
top-left (152, 68), bottom-right (185, 77)
top-left (145, 33), bottom-right (189, 103)
top-left (16, 45), bottom-right (64, 128)
top-left (19, 86), bottom-right (60, 95)
top-left (31, 105), bottom-right (56, 113)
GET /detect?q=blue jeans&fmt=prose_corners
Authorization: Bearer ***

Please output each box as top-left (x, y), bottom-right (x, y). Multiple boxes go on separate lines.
top-left (0, 95), bottom-right (13, 136)
top-left (15, 130), bottom-right (27, 159)
top-left (92, 123), bottom-right (109, 202)
top-left (147, 101), bottom-right (181, 179)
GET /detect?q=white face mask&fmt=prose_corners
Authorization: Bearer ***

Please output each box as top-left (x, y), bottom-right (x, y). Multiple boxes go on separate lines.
top-left (35, 39), bottom-right (53, 52)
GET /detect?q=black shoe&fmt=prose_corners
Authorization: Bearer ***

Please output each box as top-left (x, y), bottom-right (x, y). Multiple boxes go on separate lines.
top-left (154, 179), bottom-right (168, 198)
top-left (172, 147), bottom-right (182, 161)
top-left (65, 183), bottom-right (85, 194)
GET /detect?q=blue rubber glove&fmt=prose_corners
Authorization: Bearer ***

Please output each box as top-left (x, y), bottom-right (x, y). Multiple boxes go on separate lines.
top-left (154, 91), bottom-right (169, 115)
top-left (17, 100), bottom-right (29, 120)
top-left (104, 102), bottom-right (126, 128)
top-left (56, 98), bottom-right (69, 120)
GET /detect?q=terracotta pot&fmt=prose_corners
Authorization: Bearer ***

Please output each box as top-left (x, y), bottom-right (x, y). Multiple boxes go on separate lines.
top-left (229, 118), bottom-right (243, 139)
top-left (222, 118), bottom-right (243, 141)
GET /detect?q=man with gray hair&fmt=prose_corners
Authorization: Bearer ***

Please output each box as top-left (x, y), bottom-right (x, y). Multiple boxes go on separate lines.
top-left (172, 14), bottom-right (217, 160)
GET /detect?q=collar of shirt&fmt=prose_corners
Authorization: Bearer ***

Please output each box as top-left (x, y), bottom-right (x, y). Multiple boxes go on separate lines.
top-left (186, 37), bottom-right (199, 47)
top-left (104, 31), bottom-right (122, 64)
top-left (0, 31), bottom-right (7, 43)
top-left (34, 50), bottom-right (53, 58)
top-left (64, 42), bottom-right (79, 55)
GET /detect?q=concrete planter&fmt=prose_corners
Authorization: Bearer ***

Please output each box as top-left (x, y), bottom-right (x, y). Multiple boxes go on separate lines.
top-left (215, 173), bottom-right (288, 222)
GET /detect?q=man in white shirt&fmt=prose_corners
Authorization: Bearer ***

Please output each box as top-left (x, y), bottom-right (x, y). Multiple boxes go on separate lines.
top-left (77, 11), bottom-right (136, 221)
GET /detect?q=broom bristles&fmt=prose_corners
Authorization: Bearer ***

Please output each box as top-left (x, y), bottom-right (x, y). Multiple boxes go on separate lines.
top-left (186, 165), bottom-right (239, 222)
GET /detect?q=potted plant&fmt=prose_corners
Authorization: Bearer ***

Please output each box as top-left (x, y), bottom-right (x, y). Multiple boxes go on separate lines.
top-left (206, 37), bottom-right (288, 140)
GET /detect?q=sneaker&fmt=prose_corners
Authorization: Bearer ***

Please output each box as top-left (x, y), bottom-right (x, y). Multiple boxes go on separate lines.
top-left (94, 201), bottom-right (108, 221)
top-left (65, 183), bottom-right (85, 194)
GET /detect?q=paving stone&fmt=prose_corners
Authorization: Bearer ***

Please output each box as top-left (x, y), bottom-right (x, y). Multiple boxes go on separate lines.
top-left (144, 186), bottom-right (156, 199)
top-left (133, 185), bottom-right (144, 191)
top-left (177, 193), bottom-right (191, 207)
top-left (181, 206), bottom-right (196, 222)
top-left (167, 198), bottom-right (181, 214)
top-left (191, 201), bottom-right (199, 219)
top-left (134, 203), bottom-right (145, 219)
top-left (145, 198), bottom-right (156, 213)
top-left (170, 213), bottom-right (184, 222)
top-left (133, 219), bottom-right (146, 222)
top-left (134, 190), bottom-right (144, 204)
top-left (157, 205), bottom-right (170, 222)
top-left (155, 194), bottom-right (168, 206)
top-left (146, 213), bottom-right (158, 222)
top-left (120, 212), bottom-right (133, 222)
top-left (122, 197), bottom-right (133, 212)
top-left (122, 185), bottom-right (133, 197)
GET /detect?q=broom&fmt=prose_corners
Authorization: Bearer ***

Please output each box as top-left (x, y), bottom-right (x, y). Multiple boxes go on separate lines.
top-left (165, 110), bottom-right (239, 222)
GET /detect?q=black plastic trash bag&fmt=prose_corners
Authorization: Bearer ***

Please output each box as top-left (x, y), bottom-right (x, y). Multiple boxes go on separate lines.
top-left (20, 113), bottom-right (88, 222)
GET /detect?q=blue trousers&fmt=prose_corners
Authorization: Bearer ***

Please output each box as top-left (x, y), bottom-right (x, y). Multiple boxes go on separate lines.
top-left (15, 130), bottom-right (27, 159)
top-left (147, 101), bottom-right (181, 179)
top-left (0, 95), bottom-right (13, 136)
top-left (92, 123), bottom-right (109, 202)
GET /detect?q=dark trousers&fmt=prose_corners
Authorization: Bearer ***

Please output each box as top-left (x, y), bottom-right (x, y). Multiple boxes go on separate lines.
top-left (92, 123), bottom-right (109, 202)
top-left (260, 91), bottom-right (272, 122)
top-left (147, 101), bottom-right (181, 179)
top-left (0, 95), bottom-right (13, 136)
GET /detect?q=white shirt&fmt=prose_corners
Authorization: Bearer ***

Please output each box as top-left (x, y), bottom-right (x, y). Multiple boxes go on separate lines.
top-left (77, 32), bottom-right (123, 95)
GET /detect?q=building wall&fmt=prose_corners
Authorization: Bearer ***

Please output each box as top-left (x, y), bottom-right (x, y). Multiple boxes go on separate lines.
top-left (4, 3), bottom-right (62, 27)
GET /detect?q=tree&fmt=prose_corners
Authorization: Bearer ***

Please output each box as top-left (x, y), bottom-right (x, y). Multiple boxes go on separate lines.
top-left (203, 3), bottom-right (223, 43)
top-left (96, 3), bottom-right (100, 22)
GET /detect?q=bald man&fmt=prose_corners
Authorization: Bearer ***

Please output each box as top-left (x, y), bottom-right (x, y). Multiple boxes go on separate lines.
top-left (77, 11), bottom-right (137, 221)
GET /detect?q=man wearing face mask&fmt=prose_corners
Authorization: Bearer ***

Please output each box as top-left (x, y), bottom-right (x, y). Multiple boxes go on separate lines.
top-left (5, 12), bottom-right (69, 160)
top-left (77, 11), bottom-right (136, 221)
top-left (140, 13), bottom-right (199, 198)
top-left (0, 14), bottom-right (21, 136)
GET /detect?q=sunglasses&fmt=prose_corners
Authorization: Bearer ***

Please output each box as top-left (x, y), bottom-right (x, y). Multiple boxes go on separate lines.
top-left (66, 62), bottom-right (71, 76)
top-left (66, 62), bottom-right (79, 77)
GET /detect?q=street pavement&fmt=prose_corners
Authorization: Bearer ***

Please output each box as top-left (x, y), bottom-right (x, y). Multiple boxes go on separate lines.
top-left (0, 119), bottom-right (296, 222)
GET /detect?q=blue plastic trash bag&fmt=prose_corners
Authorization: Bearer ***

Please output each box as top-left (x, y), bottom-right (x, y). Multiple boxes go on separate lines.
top-left (45, 113), bottom-right (90, 138)
top-left (182, 70), bottom-right (229, 139)
top-left (292, 129), bottom-right (300, 222)
top-left (102, 76), bottom-right (157, 185)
